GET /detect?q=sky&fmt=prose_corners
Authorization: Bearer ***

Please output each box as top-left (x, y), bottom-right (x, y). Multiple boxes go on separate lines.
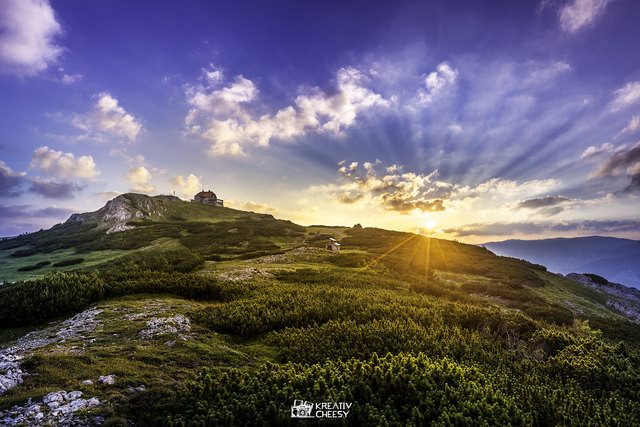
top-left (1, 0), bottom-right (640, 243)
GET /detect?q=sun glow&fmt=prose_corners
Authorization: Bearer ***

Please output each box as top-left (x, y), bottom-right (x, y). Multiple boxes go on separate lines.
top-left (415, 219), bottom-right (440, 236)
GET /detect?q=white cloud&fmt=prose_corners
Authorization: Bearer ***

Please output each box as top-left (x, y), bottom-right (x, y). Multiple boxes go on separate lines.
top-left (448, 123), bottom-right (462, 134)
top-left (168, 174), bottom-right (202, 197)
top-left (30, 146), bottom-right (100, 179)
top-left (611, 82), bottom-right (640, 112)
top-left (558, 0), bottom-right (612, 33)
top-left (525, 61), bottom-right (571, 85)
top-left (185, 66), bottom-right (389, 156)
top-left (202, 63), bottom-right (224, 87)
top-left (581, 142), bottom-right (615, 159)
top-left (125, 166), bottom-right (155, 194)
top-left (60, 71), bottom-right (83, 85)
top-left (0, 0), bottom-right (63, 76)
top-left (452, 177), bottom-right (561, 201)
top-left (625, 115), bottom-right (640, 133)
top-left (186, 75), bottom-right (257, 117)
top-left (417, 62), bottom-right (458, 104)
top-left (72, 93), bottom-right (142, 142)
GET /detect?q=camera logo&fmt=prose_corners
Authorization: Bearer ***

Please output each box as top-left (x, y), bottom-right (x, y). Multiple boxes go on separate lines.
top-left (291, 399), bottom-right (314, 418)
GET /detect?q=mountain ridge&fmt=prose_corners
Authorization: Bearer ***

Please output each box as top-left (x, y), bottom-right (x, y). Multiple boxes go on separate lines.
top-left (0, 193), bottom-right (638, 329)
top-left (483, 236), bottom-right (640, 288)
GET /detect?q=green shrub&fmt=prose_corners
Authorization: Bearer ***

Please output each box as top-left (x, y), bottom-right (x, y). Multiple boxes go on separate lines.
top-left (0, 271), bottom-right (251, 327)
top-left (161, 352), bottom-right (639, 426)
top-left (53, 258), bottom-right (85, 267)
top-left (0, 273), bottom-right (104, 326)
top-left (17, 261), bottom-right (51, 271)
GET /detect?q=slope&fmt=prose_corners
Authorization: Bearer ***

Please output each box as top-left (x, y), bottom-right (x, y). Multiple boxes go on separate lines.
top-left (0, 195), bottom-right (639, 425)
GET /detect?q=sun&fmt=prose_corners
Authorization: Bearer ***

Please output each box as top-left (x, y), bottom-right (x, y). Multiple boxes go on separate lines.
top-left (416, 219), bottom-right (438, 235)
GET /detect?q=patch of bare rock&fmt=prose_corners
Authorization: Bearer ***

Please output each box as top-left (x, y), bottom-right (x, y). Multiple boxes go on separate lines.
top-left (0, 390), bottom-right (102, 426)
top-left (565, 273), bottom-right (640, 323)
top-left (218, 267), bottom-right (275, 281)
top-left (139, 315), bottom-right (192, 344)
top-left (0, 308), bottom-right (103, 395)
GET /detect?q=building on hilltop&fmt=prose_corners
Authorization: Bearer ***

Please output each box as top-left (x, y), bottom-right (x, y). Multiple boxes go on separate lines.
top-left (326, 237), bottom-right (341, 253)
top-left (191, 190), bottom-right (224, 207)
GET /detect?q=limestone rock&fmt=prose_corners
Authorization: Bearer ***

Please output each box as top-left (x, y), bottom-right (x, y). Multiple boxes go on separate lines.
top-left (98, 374), bottom-right (116, 385)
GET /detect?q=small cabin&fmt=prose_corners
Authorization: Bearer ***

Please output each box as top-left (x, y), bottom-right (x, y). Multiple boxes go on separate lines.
top-left (326, 237), bottom-right (341, 253)
top-left (191, 190), bottom-right (224, 207)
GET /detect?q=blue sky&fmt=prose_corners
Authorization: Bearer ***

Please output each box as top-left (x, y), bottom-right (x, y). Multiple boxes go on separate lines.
top-left (1, 0), bottom-right (640, 242)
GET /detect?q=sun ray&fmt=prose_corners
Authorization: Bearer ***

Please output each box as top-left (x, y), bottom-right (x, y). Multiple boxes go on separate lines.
top-left (356, 233), bottom-right (418, 272)
top-left (424, 237), bottom-right (432, 284)
top-left (335, 233), bottom-right (420, 287)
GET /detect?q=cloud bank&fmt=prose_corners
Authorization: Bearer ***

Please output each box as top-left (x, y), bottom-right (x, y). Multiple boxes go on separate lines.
top-left (0, 0), bottom-right (63, 76)
top-left (185, 66), bottom-right (389, 156)
top-left (445, 219), bottom-right (640, 237)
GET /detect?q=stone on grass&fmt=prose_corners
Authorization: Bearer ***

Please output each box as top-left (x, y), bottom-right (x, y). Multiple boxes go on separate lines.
top-left (43, 391), bottom-right (67, 404)
top-left (67, 390), bottom-right (83, 400)
top-left (87, 397), bottom-right (100, 408)
top-left (98, 374), bottom-right (116, 384)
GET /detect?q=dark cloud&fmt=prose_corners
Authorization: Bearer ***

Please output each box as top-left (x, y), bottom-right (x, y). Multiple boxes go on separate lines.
top-left (0, 205), bottom-right (32, 220)
top-left (0, 161), bottom-right (26, 197)
top-left (0, 204), bottom-right (76, 237)
top-left (29, 178), bottom-right (83, 199)
top-left (538, 206), bottom-right (565, 217)
top-left (594, 142), bottom-right (640, 178)
top-left (0, 204), bottom-right (75, 220)
top-left (337, 192), bottom-right (364, 204)
top-left (518, 195), bottom-right (570, 209)
top-left (444, 220), bottom-right (640, 237)
top-left (36, 206), bottom-right (77, 217)
top-left (381, 194), bottom-right (445, 213)
top-left (620, 174), bottom-right (640, 193)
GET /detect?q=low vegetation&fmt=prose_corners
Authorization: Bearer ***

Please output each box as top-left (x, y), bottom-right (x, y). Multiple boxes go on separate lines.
top-left (0, 197), bottom-right (638, 425)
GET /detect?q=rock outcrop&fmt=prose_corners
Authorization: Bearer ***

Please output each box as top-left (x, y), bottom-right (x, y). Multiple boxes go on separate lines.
top-left (0, 390), bottom-right (102, 426)
top-left (64, 193), bottom-right (181, 234)
top-left (565, 273), bottom-right (640, 323)
top-left (0, 308), bottom-right (103, 396)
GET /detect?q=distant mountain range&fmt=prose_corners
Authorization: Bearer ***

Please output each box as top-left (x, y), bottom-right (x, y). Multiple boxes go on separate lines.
top-left (482, 236), bottom-right (640, 288)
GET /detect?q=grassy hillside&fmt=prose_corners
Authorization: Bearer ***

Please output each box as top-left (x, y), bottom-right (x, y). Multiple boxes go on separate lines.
top-left (0, 194), bottom-right (639, 425)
